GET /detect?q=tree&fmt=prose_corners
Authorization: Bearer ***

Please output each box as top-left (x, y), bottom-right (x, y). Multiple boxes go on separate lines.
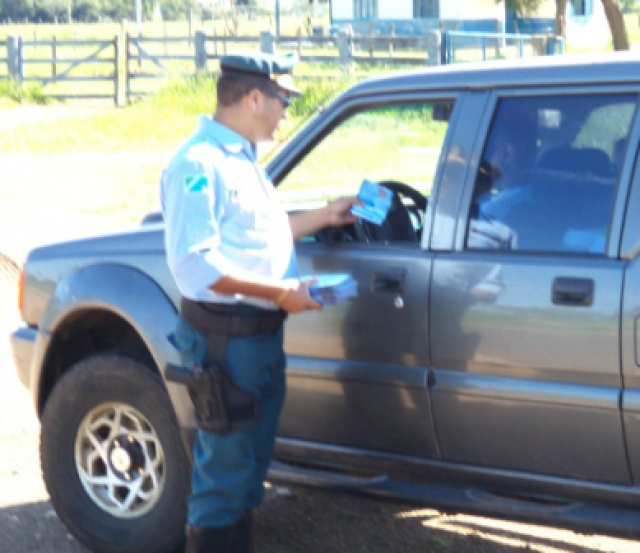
top-left (503, 0), bottom-right (544, 14)
top-left (600, 0), bottom-right (631, 50)
top-left (0, 0), bottom-right (34, 21)
top-left (33, 0), bottom-right (69, 22)
top-left (100, 0), bottom-right (137, 20)
top-left (159, 0), bottom-right (197, 20)
top-left (555, 0), bottom-right (567, 39)
top-left (73, 0), bottom-right (102, 22)
top-left (620, 0), bottom-right (639, 12)
top-left (500, 0), bottom-right (631, 51)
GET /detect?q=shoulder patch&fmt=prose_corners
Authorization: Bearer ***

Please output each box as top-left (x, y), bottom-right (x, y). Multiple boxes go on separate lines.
top-left (184, 174), bottom-right (210, 194)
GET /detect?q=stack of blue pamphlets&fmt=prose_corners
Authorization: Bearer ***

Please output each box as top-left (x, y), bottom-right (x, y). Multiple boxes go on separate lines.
top-left (308, 274), bottom-right (358, 306)
top-left (350, 180), bottom-right (393, 226)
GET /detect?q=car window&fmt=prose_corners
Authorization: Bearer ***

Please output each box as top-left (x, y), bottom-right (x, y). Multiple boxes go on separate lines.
top-left (278, 101), bottom-right (453, 243)
top-left (466, 93), bottom-right (637, 255)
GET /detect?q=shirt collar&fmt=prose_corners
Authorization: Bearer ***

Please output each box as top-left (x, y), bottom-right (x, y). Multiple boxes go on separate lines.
top-left (198, 115), bottom-right (256, 161)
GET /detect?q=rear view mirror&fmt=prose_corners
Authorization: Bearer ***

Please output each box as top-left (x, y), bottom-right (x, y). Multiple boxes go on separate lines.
top-left (433, 103), bottom-right (452, 122)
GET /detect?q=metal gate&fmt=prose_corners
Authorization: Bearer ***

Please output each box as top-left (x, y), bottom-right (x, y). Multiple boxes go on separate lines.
top-left (5, 35), bottom-right (120, 104)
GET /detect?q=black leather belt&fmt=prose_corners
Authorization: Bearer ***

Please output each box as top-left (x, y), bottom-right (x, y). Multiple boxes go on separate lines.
top-left (180, 297), bottom-right (287, 338)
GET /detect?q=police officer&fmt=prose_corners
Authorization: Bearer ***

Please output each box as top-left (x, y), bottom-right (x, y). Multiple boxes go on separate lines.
top-left (160, 52), bottom-right (357, 553)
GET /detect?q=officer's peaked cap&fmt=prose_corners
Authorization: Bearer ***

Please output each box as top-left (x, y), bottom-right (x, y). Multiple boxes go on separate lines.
top-left (219, 52), bottom-right (301, 97)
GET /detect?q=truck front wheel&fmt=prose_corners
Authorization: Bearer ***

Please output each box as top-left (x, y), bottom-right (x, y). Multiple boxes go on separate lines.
top-left (40, 354), bottom-right (190, 553)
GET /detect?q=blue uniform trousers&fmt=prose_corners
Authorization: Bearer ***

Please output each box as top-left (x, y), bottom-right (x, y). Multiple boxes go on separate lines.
top-left (172, 315), bottom-right (287, 528)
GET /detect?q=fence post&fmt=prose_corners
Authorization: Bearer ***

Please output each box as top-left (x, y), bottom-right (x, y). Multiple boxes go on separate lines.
top-left (337, 26), bottom-right (354, 73)
top-left (114, 35), bottom-right (121, 106)
top-left (426, 30), bottom-right (440, 66)
top-left (368, 22), bottom-right (374, 58)
top-left (531, 35), bottom-right (548, 56)
top-left (195, 30), bottom-right (207, 71)
top-left (546, 35), bottom-right (564, 55)
top-left (7, 35), bottom-right (23, 80)
top-left (125, 33), bottom-right (131, 104)
top-left (52, 36), bottom-right (57, 77)
top-left (260, 30), bottom-right (276, 54)
top-left (440, 31), bottom-right (449, 65)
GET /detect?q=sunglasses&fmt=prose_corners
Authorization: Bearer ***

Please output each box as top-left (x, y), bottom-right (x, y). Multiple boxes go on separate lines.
top-left (266, 89), bottom-right (292, 109)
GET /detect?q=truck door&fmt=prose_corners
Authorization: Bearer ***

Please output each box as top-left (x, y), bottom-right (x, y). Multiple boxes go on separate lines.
top-left (271, 95), bottom-right (458, 458)
top-left (430, 90), bottom-right (638, 484)
top-left (620, 126), bottom-right (640, 482)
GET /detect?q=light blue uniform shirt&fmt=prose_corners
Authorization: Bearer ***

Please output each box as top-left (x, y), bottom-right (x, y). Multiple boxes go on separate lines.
top-left (160, 116), bottom-right (296, 309)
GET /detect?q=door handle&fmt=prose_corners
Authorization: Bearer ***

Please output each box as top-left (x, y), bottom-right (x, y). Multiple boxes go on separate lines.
top-left (372, 268), bottom-right (406, 294)
top-left (552, 277), bottom-right (594, 307)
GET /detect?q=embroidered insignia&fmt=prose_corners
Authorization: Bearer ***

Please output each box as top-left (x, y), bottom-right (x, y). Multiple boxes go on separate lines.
top-left (184, 174), bottom-right (210, 193)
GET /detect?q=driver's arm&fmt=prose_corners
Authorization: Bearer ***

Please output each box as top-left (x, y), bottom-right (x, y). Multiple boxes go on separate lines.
top-left (288, 197), bottom-right (359, 240)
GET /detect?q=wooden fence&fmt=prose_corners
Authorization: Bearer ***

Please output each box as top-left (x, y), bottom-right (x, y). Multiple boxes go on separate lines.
top-left (0, 40), bottom-right (7, 78)
top-left (2, 35), bottom-right (120, 103)
top-left (2, 28), bottom-right (563, 104)
top-left (442, 30), bottom-right (564, 64)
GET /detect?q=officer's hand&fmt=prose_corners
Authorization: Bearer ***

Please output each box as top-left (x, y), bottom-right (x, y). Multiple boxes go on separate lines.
top-left (276, 279), bottom-right (322, 314)
top-left (325, 197), bottom-right (360, 227)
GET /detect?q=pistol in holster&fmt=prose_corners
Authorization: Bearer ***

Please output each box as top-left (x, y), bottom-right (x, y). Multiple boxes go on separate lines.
top-left (166, 298), bottom-right (286, 435)
top-left (165, 361), bottom-right (257, 435)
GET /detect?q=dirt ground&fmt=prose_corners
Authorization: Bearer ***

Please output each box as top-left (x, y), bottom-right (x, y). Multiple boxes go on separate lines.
top-left (1, 106), bottom-right (640, 553)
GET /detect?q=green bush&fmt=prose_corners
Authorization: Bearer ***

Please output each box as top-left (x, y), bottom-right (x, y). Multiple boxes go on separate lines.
top-left (0, 79), bottom-right (48, 104)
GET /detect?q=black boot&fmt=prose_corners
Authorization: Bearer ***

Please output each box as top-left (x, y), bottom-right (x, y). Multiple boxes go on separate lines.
top-left (186, 524), bottom-right (235, 553)
top-left (231, 512), bottom-right (253, 553)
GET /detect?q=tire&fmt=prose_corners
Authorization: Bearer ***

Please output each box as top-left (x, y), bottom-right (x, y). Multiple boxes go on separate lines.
top-left (40, 354), bottom-right (191, 553)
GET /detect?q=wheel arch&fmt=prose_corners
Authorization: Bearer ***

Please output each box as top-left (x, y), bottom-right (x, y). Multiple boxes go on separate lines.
top-left (33, 263), bottom-right (188, 422)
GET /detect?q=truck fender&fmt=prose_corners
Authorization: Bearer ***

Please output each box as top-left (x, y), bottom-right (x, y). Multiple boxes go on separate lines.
top-left (34, 263), bottom-right (195, 428)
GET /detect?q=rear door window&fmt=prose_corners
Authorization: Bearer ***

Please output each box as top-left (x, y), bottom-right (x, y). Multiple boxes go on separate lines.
top-left (466, 94), bottom-right (637, 254)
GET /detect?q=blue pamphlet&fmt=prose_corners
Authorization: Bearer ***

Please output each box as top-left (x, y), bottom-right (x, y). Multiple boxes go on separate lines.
top-left (307, 274), bottom-right (358, 306)
top-left (350, 180), bottom-right (393, 226)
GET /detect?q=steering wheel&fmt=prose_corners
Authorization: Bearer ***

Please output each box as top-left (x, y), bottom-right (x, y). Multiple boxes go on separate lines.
top-left (355, 180), bottom-right (428, 243)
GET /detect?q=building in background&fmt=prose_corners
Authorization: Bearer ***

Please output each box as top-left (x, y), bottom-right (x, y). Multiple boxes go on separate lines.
top-left (329, 0), bottom-right (610, 46)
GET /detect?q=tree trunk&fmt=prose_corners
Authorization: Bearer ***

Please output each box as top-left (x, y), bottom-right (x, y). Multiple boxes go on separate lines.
top-left (600, 0), bottom-right (631, 51)
top-left (555, 0), bottom-right (567, 38)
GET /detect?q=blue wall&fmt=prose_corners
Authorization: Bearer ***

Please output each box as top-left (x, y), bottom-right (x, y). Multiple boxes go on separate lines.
top-left (506, 9), bottom-right (556, 34)
top-left (331, 18), bottom-right (504, 36)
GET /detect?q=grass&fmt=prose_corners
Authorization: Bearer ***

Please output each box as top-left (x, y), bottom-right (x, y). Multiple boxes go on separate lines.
top-left (0, 71), bottom-right (351, 153)
top-left (0, 79), bottom-right (48, 105)
top-left (279, 103), bottom-right (446, 204)
top-left (0, 73), bottom-right (354, 220)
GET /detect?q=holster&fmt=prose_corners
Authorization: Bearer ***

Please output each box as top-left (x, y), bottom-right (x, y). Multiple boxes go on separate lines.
top-left (166, 298), bottom-right (287, 435)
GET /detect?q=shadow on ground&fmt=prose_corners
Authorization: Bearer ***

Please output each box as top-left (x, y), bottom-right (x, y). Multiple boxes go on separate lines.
top-left (0, 500), bottom-right (90, 553)
top-left (1, 491), bottom-right (617, 553)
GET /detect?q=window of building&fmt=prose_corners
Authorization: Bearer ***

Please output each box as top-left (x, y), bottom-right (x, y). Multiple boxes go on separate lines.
top-left (354, 0), bottom-right (378, 18)
top-left (413, 0), bottom-right (438, 18)
top-left (571, 0), bottom-right (588, 16)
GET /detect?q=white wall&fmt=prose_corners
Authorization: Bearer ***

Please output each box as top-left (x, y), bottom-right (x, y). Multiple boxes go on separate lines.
top-left (441, 0), bottom-right (504, 20)
top-left (379, 0), bottom-right (412, 20)
top-left (532, 0), bottom-right (557, 18)
top-left (566, 0), bottom-right (610, 49)
top-left (331, 0), bottom-right (354, 20)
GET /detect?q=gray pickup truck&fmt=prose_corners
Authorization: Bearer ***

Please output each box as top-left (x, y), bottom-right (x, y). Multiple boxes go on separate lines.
top-left (11, 52), bottom-right (640, 553)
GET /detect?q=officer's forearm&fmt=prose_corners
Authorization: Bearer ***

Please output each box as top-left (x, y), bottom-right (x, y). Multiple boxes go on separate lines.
top-left (209, 274), bottom-right (284, 303)
top-left (209, 275), bottom-right (321, 313)
top-left (288, 208), bottom-right (331, 240)
top-left (289, 197), bottom-right (359, 240)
